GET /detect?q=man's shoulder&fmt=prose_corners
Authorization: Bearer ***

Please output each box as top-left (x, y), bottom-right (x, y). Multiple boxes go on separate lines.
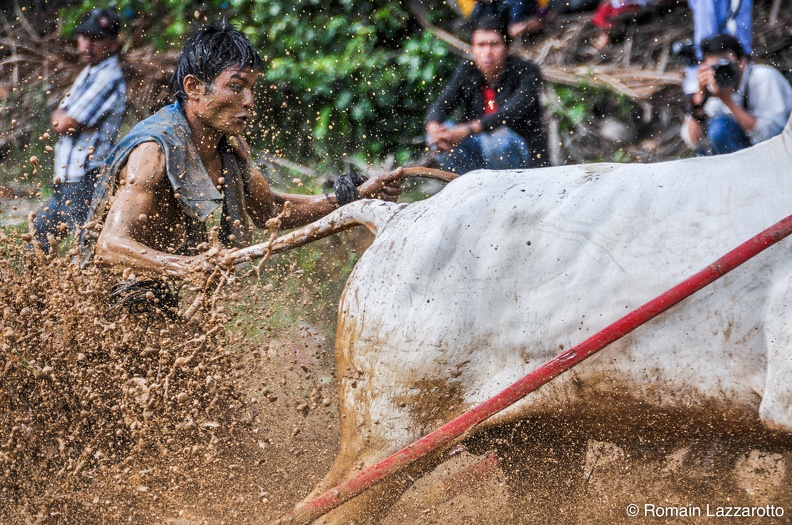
top-left (124, 141), bottom-right (167, 187)
top-left (501, 56), bottom-right (541, 87)
top-left (126, 103), bottom-right (186, 140)
top-left (750, 64), bottom-right (790, 83)
top-left (103, 106), bottom-right (182, 184)
top-left (748, 64), bottom-right (792, 98)
top-left (444, 59), bottom-right (482, 88)
top-left (454, 59), bottom-right (478, 75)
top-left (130, 140), bottom-right (165, 155)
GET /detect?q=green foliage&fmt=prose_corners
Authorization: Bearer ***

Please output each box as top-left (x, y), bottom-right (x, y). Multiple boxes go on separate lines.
top-left (240, 0), bottom-right (452, 168)
top-left (242, 233), bottom-right (364, 337)
top-left (58, 0), bottom-right (455, 171)
top-left (550, 86), bottom-right (590, 132)
top-left (610, 148), bottom-right (631, 163)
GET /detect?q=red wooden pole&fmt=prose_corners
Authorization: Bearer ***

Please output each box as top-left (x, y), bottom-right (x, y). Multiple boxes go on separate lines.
top-left (276, 213), bottom-right (792, 525)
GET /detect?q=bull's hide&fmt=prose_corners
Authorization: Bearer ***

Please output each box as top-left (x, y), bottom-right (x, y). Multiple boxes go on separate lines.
top-left (340, 126), bottom-right (792, 436)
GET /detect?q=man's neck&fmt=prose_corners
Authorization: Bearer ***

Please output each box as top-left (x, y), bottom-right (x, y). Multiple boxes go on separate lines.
top-left (484, 72), bottom-right (501, 86)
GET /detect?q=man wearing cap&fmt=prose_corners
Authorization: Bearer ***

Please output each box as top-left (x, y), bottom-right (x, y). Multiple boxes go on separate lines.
top-left (33, 8), bottom-right (127, 253)
top-left (425, 14), bottom-right (549, 174)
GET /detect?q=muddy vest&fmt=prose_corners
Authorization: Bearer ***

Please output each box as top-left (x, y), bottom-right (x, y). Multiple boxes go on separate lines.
top-left (80, 101), bottom-right (254, 263)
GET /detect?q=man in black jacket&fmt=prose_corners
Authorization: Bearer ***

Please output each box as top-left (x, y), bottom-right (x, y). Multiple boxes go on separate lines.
top-left (425, 14), bottom-right (548, 173)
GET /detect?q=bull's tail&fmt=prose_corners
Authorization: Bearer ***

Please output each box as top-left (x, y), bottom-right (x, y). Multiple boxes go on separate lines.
top-left (225, 199), bottom-right (407, 267)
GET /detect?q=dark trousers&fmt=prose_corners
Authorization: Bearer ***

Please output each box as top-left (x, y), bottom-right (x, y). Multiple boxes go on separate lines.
top-left (33, 169), bottom-right (98, 253)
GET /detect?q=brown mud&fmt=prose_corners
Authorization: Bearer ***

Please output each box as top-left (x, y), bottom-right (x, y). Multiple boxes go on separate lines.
top-left (1, 229), bottom-right (791, 525)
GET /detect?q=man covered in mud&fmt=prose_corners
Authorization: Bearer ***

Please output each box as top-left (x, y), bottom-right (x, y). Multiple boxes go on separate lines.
top-left (83, 22), bottom-right (402, 278)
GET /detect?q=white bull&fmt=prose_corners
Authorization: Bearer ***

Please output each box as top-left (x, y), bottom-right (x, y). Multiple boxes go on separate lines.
top-left (263, 116), bottom-right (792, 523)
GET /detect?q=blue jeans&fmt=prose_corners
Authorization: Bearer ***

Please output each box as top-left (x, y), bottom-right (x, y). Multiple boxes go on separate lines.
top-left (435, 127), bottom-right (533, 174)
top-left (33, 170), bottom-right (98, 253)
top-left (700, 115), bottom-right (751, 156)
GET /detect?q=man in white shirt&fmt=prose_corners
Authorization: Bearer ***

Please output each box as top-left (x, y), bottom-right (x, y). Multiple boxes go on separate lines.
top-left (33, 8), bottom-right (127, 252)
top-left (682, 34), bottom-right (792, 155)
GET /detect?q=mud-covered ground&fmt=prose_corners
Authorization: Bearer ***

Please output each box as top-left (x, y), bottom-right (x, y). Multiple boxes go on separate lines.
top-left (1, 228), bottom-right (791, 525)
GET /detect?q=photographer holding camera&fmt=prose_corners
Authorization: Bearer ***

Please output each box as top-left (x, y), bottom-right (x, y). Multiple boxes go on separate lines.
top-left (682, 34), bottom-right (792, 156)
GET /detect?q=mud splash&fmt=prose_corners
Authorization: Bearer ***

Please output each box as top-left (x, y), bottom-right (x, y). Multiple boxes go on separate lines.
top-left (0, 233), bottom-right (240, 523)
top-left (0, 227), bottom-right (355, 524)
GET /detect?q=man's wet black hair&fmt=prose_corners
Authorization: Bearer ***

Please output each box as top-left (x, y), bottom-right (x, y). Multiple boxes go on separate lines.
top-left (471, 13), bottom-right (511, 46)
top-left (169, 20), bottom-right (263, 103)
top-left (700, 33), bottom-right (746, 60)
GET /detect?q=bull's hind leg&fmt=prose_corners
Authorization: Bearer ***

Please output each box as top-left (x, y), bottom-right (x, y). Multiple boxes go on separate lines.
top-left (299, 397), bottom-right (445, 525)
top-left (310, 453), bottom-right (443, 525)
top-left (760, 354), bottom-right (792, 433)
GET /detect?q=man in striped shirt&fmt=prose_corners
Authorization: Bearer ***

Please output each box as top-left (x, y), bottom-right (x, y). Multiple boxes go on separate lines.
top-left (33, 8), bottom-right (127, 253)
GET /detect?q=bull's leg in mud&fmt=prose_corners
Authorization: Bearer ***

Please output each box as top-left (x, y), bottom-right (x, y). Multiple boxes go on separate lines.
top-left (294, 306), bottom-right (463, 524)
top-left (299, 381), bottom-right (446, 525)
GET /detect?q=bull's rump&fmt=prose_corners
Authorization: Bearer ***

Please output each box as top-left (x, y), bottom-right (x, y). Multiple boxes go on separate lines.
top-left (337, 140), bottom-right (791, 435)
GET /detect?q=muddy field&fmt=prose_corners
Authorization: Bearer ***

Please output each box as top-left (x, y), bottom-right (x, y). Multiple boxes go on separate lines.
top-left (1, 227), bottom-right (791, 525)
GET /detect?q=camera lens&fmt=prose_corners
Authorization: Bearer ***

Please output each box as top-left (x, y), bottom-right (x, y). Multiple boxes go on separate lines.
top-left (713, 59), bottom-right (738, 89)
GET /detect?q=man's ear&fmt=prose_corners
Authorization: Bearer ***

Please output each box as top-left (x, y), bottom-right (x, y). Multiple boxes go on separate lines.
top-left (183, 75), bottom-right (204, 101)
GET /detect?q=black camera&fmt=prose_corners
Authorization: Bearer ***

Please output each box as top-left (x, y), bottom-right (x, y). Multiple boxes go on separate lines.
top-left (712, 59), bottom-right (739, 89)
top-left (671, 39), bottom-right (698, 67)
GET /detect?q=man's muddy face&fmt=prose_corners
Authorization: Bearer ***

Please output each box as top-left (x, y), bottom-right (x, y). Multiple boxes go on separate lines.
top-left (195, 67), bottom-right (258, 136)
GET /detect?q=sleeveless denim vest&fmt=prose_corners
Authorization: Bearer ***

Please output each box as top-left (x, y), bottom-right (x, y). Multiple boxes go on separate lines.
top-left (80, 101), bottom-right (253, 264)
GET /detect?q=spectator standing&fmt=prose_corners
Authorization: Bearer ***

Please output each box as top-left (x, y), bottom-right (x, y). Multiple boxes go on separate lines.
top-left (683, 0), bottom-right (753, 95)
top-left (33, 8), bottom-right (127, 253)
top-left (426, 14), bottom-right (548, 174)
top-left (681, 34), bottom-right (792, 155)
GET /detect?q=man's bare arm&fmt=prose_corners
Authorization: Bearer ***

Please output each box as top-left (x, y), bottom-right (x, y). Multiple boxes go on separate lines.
top-left (685, 115), bottom-right (706, 146)
top-left (244, 168), bottom-right (328, 229)
top-left (237, 139), bottom-right (403, 230)
top-left (246, 167), bottom-right (403, 229)
top-left (95, 143), bottom-right (206, 278)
